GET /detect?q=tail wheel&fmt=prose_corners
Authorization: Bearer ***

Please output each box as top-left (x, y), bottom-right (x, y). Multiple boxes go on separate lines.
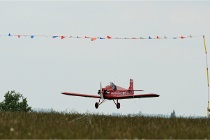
top-left (116, 103), bottom-right (120, 109)
top-left (95, 102), bottom-right (99, 109)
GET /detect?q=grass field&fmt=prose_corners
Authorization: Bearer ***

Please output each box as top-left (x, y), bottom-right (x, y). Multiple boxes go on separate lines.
top-left (0, 111), bottom-right (209, 139)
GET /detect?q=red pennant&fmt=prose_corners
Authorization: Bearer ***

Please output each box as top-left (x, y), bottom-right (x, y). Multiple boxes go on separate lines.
top-left (61, 36), bottom-right (65, 39)
top-left (107, 35), bottom-right (111, 39)
top-left (91, 37), bottom-right (97, 41)
top-left (180, 36), bottom-right (185, 39)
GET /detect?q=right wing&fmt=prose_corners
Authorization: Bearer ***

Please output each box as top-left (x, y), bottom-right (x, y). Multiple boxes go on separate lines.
top-left (62, 92), bottom-right (101, 98)
top-left (105, 93), bottom-right (159, 99)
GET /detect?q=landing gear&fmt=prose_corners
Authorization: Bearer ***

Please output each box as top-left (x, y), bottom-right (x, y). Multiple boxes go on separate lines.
top-left (95, 99), bottom-right (106, 109)
top-left (116, 103), bottom-right (120, 109)
top-left (113, 99), bottom-right (120, 109)
top-left (95, 102), bottom-right (99, 109)
top-left (95, 99), bottom-right (121, 109)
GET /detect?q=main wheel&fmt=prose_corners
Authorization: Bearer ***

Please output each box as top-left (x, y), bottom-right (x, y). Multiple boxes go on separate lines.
top-left (95, 102), bottom-right (99, 109)
top-left (116, 103), bottom-right (120, 109)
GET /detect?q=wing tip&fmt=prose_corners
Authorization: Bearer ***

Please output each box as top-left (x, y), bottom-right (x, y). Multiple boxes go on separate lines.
top-left (151, 93), bottom-right (160, 97)
top-left (61, 92), bottom-right (68, 95)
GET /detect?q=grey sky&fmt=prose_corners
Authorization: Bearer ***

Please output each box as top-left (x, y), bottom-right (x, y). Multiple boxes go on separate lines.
top-left (0, 1), bottom-right (210, 116)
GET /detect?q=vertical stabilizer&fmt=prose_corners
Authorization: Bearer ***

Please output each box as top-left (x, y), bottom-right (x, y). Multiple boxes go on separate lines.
top-left (129, 79), bottom-right (134, 94)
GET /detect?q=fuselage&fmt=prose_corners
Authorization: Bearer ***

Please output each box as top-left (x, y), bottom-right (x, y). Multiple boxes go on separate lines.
top-left (99, 83), bottom-right (134, 99)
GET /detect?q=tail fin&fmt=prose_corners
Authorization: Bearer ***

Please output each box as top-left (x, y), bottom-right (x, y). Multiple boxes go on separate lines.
top-left (129, 79), bottom-right (134, 94)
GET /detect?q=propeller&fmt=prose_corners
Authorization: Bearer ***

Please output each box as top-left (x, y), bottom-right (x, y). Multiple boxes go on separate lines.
top-left (100, 82), bottom-right (104, 99)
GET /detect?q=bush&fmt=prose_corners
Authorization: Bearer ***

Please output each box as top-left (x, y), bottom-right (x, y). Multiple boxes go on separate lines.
top-left (0, 91), bottom-right (32, 112)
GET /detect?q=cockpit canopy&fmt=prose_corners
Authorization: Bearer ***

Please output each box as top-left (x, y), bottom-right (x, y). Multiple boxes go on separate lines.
top-left (110, 82), bottom-right (117, 91)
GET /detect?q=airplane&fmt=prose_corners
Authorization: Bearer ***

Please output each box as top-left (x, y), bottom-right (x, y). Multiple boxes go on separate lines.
top-left (62, 79), bottom-right (159, 109)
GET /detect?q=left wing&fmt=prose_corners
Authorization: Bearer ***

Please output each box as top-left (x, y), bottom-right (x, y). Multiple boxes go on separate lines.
top-left (105, 93), bottom-right (159, 99)
top-left (62, 92), bottom-right (101, 98)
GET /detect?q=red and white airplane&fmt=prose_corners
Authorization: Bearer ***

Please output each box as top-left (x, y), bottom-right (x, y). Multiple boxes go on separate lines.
top-left (62, 79), bottom-right (159, 109)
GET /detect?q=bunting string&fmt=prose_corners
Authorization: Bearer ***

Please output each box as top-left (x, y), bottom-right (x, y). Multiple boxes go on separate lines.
top-left (0, 33), bottom-right (203, 41)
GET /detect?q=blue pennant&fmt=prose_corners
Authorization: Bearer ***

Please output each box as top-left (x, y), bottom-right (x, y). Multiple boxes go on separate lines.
top-left (53, 36), bottom-right (58, 38)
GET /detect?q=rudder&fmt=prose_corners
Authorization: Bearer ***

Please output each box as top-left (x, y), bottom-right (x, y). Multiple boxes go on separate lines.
top-left (129, 79), bottom-right (134, 94)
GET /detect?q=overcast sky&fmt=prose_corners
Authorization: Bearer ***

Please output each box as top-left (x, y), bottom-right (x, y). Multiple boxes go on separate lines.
top-left (0, 1), bottom-right (210, 116)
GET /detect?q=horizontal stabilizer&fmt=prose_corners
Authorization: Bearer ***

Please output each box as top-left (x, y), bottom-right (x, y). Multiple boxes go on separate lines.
top-left (132, 90), bottom-right (144, 91)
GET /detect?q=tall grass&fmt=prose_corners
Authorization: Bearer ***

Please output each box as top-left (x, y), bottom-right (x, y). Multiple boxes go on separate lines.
top-left (0, 111), bottom-right (209, 139)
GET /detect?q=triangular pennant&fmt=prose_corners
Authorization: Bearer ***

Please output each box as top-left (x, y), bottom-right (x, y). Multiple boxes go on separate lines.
top-left (107, 35), bottom-right (111, 39)
top-left (61, 36), bottom-right (65, 39)
top-left (91, 37), bottom-right (97, 41)
top-left (53, 36), bottom-right (58, 38)
top-left (180, 36), bottom-right (185, 39)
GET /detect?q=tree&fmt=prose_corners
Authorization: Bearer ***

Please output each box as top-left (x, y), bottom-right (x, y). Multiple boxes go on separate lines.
top-left (0, 91), bottom-right (32, 112)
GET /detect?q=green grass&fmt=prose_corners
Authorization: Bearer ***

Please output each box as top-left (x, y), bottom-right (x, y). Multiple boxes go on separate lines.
top-left (0, 111), bottom-right (209, 139)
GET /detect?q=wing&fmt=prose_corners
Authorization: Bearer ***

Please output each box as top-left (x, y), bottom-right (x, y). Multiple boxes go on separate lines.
top-left (106, 93), bottom-right (159, 99)
top-left (62, 92), bottom-right (101, 98)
